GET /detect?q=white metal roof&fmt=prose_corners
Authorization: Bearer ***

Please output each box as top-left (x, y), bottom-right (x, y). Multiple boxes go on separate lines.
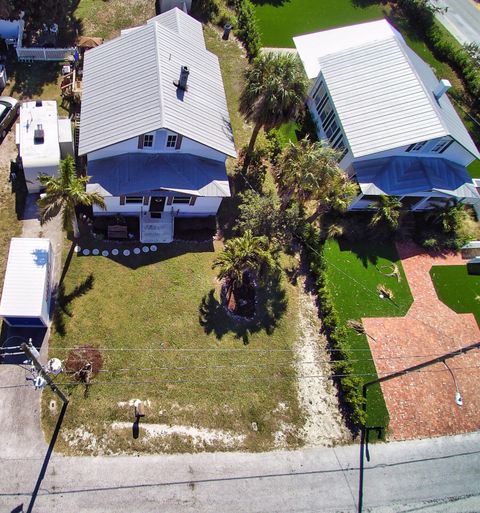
top-left (79, 8), bottom-right (236, 158)
top-left (18, 101), bottom-right (60, 169)
top-left (0, 238), bottom-right (51, 318)
top-left (294, 20), bottom-right (480, 160)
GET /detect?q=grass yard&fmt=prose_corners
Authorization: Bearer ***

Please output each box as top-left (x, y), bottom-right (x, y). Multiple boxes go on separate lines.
top-left (253, 0), bottom-right (386, 48)
top-left (430, 265), bottom-right (480, 325)
top-left (323, 239), bottom-right (413, 429)
top-left (42, 242), bottom-right (304, 454)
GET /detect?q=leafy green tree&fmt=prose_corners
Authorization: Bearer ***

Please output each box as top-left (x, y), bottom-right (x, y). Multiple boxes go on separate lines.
top-left (235, 189), bottom-right (300, 245)
top-left (276, 138), bottom-right (358, 220)
top-left (239, 52), bottom-right (308, 170)
top-left (426, 200), bottom-right (469, 234)
top-left (369, 195), bottom-right (402, 231)
top-left (37, 155), bottom-right (106, 238)
top-left (213, 230), bottom-right (278, 300)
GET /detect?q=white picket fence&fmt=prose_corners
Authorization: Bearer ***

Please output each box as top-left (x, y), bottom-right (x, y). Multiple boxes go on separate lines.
top-left (16, 46), bottom-right (75, 62)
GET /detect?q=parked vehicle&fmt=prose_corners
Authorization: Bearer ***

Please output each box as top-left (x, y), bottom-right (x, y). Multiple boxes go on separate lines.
top-left (0, 96), bottom-right (19, 140)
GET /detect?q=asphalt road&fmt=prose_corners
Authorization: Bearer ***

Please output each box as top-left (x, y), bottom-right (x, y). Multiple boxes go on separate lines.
top-left (435, 0), bottom-right (480, 44)
top-left (0, 431), bottom-right (479, 513)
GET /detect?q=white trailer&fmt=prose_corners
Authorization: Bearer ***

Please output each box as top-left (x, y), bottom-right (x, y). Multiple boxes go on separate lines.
top-left (0, 238), bottom-right (53, 327)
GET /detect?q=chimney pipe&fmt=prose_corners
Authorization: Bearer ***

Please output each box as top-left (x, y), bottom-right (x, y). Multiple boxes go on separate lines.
top-left (174, 65), bottom-right (189, 92)
top-left (434, 79), bottom-right (451, 100)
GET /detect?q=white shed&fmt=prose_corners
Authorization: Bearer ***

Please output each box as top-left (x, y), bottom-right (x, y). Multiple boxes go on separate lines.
top-left (0, 238), bottom-right (53, 327)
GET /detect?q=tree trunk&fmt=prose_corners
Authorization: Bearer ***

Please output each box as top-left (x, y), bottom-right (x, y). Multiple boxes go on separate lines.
top-left (72, 212), bottom-right (80, 239)
top-left (242, 122), bottom-right (262, 172)
top-left (306, 203), bottom-right (329, 223)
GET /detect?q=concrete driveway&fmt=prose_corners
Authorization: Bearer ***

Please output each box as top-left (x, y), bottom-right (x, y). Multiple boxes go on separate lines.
top-left (435, 0), bottom-right (480, 44)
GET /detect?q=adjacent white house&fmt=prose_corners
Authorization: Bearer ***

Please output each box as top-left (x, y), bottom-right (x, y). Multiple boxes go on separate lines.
top-left (78, 8), bottom-right (236, 243)
top-left (16, 100), bottom-right (73, 193)
top-left (294, 20), bottom-right (480, 211)
top-left (0, 238), bottom-right (53, 328)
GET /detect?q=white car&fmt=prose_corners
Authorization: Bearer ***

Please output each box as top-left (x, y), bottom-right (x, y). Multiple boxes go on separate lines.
top-left (0, 96), bottom-right (19, 140)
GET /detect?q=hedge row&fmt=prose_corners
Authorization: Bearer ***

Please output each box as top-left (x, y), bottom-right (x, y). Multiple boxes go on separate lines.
top-left (232, 0), bottom-right (261, 61)
top-left (301, 224), bottom-right (366, 426)
top-left (395, 0), bottom-right (480, 105)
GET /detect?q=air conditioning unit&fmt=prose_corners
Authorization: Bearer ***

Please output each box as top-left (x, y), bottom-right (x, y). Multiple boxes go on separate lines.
top-left (34, 124), bottom-right (44, 144)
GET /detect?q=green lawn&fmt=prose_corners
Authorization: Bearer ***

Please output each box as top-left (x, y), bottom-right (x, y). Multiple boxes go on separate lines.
top-left (43, 243), bottom-right (303, 454)
top-left (430, 265), bottom-right (480, 324)
top-left (253, 0), bottom-right (387, 48)
top-left (323, 239), bottom-right (414, 429)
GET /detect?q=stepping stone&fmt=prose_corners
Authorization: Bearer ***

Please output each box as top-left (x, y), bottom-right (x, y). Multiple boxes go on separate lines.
top-left (111, 249), bottom-right (119, 256)
top-left (142, 246), bottom-right (149, 253)
top-left (123, 249), bottom-right (130, 256)
top-left (92, 249), bottom-right (100, 256)
top-left (102, 250), bottom-right (109, 257)
top-left (74, 245), bottom-right (81, 253)
top-left (82, 249), bottom-right (90, 256)
top-left (133, 248), bottom-right (141, 255)
top-left (150, 245), bottom-right (157, 252)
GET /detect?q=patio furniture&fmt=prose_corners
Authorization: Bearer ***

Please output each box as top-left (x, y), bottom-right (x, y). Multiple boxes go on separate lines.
top-left (107, 224), bottom-right (128, 240)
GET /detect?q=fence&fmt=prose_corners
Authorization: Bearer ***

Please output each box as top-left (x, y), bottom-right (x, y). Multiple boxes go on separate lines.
top-left (16, 46), bottom-right (75, 62)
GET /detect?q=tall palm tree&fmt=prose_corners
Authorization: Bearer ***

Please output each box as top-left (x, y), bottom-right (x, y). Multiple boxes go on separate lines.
top-left (239, 51), bottom-right (309, 170)
top-left (369, 195), bottom-right (402, 231)
top-left (37, 155), bottom-right (106, 238)
top-left (213, 230), bottom-right (278, 300)
top-left (277, 138), bottom-right (358, 220)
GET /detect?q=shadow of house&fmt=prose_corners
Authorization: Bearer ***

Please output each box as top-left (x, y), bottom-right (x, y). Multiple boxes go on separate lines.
top-left (199, 275), bottom-right (288, 344)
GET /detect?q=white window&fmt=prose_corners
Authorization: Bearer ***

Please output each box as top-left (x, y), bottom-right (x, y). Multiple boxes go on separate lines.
top-left (431, 138), bottom-right (453, 153)
top-left (166, 134), bottom-right (178, 148)
top-left (143, 134), bottom-right (154, 148)
top-left (406, 141), bottom-right (427, 152)
top-left (172, 196), bottom-right (191, 204)
top-left (125, 196), bottom-right (143, 204)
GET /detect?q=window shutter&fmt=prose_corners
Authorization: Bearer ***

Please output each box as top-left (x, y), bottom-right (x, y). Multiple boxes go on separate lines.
top-left (120, 195), bottom-right (126, 205)
top-left (167, 196), bottom-right (173, 205)
top-left (143, 196), bottom-right (149, 205)
top-left (175, 134), bottom-right (183, 150)
top-left (137, 135), bottom-right (144, 149)
top-left (189, 196), bottom-right (196, 206)
top-left (439, 140), bottom-right (453, 153)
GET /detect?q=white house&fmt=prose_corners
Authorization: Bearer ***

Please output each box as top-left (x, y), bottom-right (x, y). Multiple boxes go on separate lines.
top-left (78, 8), bottom-right (236, 243)
top-left (16, 100), bottom-right (73, 193)
top-left (294, 20), bottom-right (480, 211)
top-left (0, 238), bottom-right (53, 328)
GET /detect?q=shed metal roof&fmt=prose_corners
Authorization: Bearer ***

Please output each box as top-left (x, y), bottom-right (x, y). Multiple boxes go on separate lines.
top-left (294, 20), bottom-right (480, 160)
top-left (354, 156), bottom-right (479, 199)
top-left (87, 153), bottom-right (231, 197)
top-left (79, 8), bottom-right (236, 158)
top-left (0, 238), bottom-right (51, 318)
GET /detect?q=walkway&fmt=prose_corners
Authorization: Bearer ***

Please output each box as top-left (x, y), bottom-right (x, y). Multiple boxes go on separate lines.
top-left (362, 242), bottom-right (480, 440)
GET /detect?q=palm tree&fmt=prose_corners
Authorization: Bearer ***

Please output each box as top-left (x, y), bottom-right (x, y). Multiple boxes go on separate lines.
top-left (426, 200), bottom-right (466, 234)
top-left (213, 230), bottom-right (278, 302)
top-left (37, 155), bottom-right (106, 238)
top-left (239, 52), bottom-right (309, 170)
top-left (369, 195), bottom-right (402, 231)
top-left (277, 138), bottom-right (358, 220)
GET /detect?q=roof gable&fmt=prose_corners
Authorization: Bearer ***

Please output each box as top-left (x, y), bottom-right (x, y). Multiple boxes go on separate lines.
top-left (294, 20), bottom-right (480, 160)
top-left (79, 9), bottom-right (236, 157)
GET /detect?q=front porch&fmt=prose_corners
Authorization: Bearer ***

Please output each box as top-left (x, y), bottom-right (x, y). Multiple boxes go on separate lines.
top-left (140, 210), bottom-right (173, 243)
top-left (348, 156), bottom-right (480, 212)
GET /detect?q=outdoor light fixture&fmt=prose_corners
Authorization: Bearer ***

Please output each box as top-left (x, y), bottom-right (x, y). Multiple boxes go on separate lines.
top-left (443, 361), bottom-right (463, 407)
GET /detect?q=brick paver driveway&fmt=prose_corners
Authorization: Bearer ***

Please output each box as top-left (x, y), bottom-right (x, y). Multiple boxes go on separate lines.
top-left (363, 242), bottom-right (480, 440)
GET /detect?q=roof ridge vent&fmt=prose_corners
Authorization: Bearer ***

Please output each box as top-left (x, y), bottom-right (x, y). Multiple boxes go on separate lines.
top-left (173, 65), bottom-right (189, 92)
top-left (434, 79), bottom-right (451, 100)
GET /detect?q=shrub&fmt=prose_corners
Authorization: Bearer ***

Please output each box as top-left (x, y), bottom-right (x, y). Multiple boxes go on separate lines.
top-left (233, 0), bottom-right (261, 60)
top-left (195, 0), bottom-right (220, 22)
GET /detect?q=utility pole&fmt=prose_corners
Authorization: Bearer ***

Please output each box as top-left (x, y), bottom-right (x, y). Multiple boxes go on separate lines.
top-left (358, 340), bottom-right (480, 513)
top-left (21, 342), bottom-right (69, 405)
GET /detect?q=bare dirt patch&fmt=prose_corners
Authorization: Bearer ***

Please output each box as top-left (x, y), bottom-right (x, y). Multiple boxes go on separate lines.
top-left (294, 257), bottom-right (351, 447)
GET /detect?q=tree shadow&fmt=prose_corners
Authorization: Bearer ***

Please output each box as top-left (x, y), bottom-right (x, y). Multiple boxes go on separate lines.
top-left (8, 61), bottom-right (62, 100)
top-left (52, 274), bottom-right (94, 337)
top-left (250, 0), bottom-right (291, 6)
top-left (199, 275), bottom-right (288, 344)
top-left (338, 237), bottom-right (399, 269)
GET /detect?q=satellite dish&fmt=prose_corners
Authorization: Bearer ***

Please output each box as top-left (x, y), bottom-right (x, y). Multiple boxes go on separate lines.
top-left (47, 358), bottom-right (63, 375)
